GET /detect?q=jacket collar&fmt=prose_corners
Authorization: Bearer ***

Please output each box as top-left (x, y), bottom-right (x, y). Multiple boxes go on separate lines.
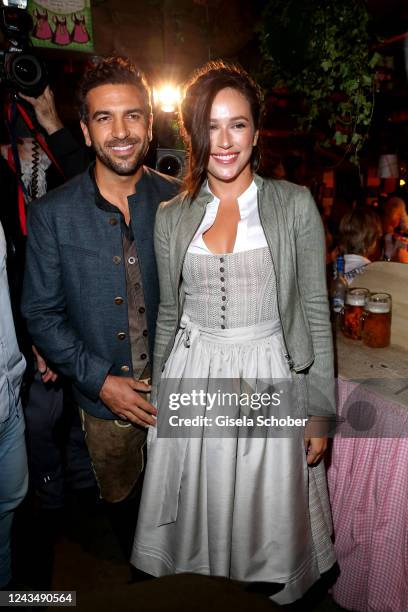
top-left (88, 162), bottom-right (150, 212)
top-left (253, 173), bottom-right (265, 192)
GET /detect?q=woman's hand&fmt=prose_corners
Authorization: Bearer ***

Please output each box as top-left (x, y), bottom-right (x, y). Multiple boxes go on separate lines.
top-left (304, 416), bottom-right (328, 464)
top-left (304, 436), bottom-right (328, 465)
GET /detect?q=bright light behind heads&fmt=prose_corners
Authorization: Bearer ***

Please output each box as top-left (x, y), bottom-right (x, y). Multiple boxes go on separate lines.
top-left (400, 179), bottom-right (406, 187)
top-left (153, 85), bottom-right (181, 112)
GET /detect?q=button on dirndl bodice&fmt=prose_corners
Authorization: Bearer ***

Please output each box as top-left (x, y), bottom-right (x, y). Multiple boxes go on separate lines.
top-left (181, 247), bottom-right (278, 329)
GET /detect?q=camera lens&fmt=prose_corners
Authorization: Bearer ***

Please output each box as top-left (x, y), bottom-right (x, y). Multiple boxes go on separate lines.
top-left (7, 53), bottom-right (47, 97)
top-left (157, 154), bottom-right (184, 178)
top-left (11, 54), bottom-right (41, 86)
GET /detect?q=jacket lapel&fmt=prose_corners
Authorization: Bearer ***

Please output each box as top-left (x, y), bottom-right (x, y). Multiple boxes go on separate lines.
top-left (171, 191), bottom-right (211, 291)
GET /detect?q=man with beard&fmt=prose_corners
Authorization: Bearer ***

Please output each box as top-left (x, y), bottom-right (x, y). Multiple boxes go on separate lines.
top-left (22, 57), bottom-right (180, 558)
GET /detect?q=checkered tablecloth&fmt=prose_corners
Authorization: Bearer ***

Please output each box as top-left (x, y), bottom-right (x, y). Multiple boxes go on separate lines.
top-left (327, 378), bottom-right (408, 612)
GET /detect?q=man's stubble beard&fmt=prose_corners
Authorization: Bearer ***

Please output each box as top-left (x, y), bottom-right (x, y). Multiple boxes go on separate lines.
top-left (93, 138), bottom-right (150, 177)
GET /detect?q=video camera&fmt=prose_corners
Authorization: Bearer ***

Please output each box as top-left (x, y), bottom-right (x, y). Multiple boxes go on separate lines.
top-left (0, 0), bottom-right (47, 97)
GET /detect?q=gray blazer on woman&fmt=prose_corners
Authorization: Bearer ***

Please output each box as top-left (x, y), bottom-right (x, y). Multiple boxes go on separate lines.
top-left (153, 174), bottom-right (335, 417)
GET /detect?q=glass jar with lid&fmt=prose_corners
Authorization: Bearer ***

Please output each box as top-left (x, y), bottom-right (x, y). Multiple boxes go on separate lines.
top-left (341, 287), bottom-right (370, 340)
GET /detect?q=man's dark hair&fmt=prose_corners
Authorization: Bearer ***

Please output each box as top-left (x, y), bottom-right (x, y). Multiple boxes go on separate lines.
top-left (77, 56), bottom-right (152, 123)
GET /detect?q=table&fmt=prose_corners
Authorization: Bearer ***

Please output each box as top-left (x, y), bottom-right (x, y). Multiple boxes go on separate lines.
top-left (327, 333), bottom-right (408, 612)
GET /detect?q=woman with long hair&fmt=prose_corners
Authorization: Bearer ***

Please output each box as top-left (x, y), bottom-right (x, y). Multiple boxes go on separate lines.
top-left (131, 60), bottom-right (336, 604)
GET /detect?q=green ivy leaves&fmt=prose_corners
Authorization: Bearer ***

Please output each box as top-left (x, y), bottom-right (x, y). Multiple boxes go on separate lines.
top-left (257, 0), bottom-right (380, 164)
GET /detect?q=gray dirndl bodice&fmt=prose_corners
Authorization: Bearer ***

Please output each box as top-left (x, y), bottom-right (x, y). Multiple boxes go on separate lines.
top-left (181, 247), bottom-right (279, 329)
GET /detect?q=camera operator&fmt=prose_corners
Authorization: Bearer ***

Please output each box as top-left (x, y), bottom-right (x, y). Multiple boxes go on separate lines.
top-left (0, 84), bottom-right (88, 346)
top-left (18, 85), bottom-right (89, 181)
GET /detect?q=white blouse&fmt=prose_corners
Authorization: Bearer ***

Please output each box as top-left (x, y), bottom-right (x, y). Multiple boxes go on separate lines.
top-left (188, 180), bottom-right (268, 255)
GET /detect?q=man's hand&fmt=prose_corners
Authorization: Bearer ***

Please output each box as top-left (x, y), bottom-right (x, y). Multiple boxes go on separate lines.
top-left (99, 375), bottom-right (157, 427)
top-left (32, 345), bottom-right (58, 383)
top-left (19, 86), bottom-right (63, 136)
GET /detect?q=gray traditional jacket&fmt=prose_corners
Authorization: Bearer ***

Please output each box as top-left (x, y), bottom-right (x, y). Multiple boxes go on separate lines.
top-left (153, 175), bottom-right (335, 417)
